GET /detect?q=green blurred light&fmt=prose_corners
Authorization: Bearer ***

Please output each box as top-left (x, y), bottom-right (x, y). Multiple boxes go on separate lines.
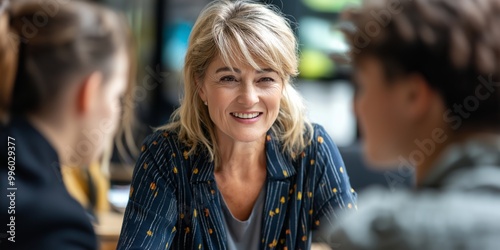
top-left (302, 0), bottom-right (361, 12)
top-left (299, 49), bottom-right (335, 79)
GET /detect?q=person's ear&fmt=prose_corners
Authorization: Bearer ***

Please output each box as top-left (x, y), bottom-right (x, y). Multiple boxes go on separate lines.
top-left (400, 73), bottom-right (435, 121)
top-left (76, 72), bottom-right (103, 115)
top-left (197, 79), bottom-right (207, 103)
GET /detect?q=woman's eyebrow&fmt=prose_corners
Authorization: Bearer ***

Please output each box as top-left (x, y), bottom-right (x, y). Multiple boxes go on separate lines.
top-left (214, 67), bottom-right (275, 74)
top-left (215, 67), bottom-right (241, 73)
top-left (256, 68), bottom-right (275, 74)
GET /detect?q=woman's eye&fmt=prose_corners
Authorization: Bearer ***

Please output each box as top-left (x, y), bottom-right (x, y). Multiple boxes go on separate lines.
top-left (219, 76), bottom-right (237, 82)
top-left (259, 77), bottom-right (275, 83)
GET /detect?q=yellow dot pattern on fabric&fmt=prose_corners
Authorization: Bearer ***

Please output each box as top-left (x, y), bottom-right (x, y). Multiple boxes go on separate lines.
top-left (162, 132), bottom-right (169, 138)
top-left (122, 126), bottom-right (358, 249)
top-left (317, 136), bottom-right (324, 143)
top-left (268, 239), bottom-right (278, 248)
top-left (129, 187), bottom-right (134, 198)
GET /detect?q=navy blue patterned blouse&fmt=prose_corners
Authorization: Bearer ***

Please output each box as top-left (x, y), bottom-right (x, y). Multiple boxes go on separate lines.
top-left (117, 124), bottom-right (357, 249)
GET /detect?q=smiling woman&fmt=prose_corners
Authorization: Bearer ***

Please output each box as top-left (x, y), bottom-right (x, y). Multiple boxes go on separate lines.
top-left (117, 1), bottom-right (357, 249)
top-left (199, 55), bottom-right (283, 147)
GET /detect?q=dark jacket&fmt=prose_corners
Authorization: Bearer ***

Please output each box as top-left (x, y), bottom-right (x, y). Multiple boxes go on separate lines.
top-left (325, 136), bottom-right (500, 250)
top-left (117, 124), bottom-right (357, 250)
top-left (0, 117), bottom-right (97, 250)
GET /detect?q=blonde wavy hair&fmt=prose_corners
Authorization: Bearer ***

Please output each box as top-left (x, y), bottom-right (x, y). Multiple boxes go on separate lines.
top-left (161, 0), bottom-right (313, 168)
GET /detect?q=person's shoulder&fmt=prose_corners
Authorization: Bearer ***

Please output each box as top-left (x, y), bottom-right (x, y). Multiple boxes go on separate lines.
top-left (311, 123), bottom-right (327, 137)
top-left (0, 172), bottom-right (97, 249)
top-left (309, 123), bottom-right (336, 149)
top-left (140, 127), bottom-right (186, 155)
top-left (328, 186), bottom-right (500, 249)
top-left (143, 127), bottom-right (180, 144)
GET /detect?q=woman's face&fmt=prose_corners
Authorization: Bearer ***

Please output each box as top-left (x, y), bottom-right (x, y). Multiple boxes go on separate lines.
top-left (199, 55), bottom-right (283, 145)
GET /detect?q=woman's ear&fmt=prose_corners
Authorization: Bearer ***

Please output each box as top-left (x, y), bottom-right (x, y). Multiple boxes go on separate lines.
top-left (76, 72), bottom-right (103, 115)
top-left (197, 80), bottom-right (207, 103)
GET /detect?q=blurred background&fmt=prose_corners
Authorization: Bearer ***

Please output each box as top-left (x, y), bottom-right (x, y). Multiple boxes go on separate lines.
top-left (66, 0), bottom-right (413, 248)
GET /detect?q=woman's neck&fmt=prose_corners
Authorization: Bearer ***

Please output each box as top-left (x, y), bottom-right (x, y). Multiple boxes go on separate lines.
top-left (216, 135), bottom-right (267, 180)
top-left (27, 113), bottom-right (75, 165)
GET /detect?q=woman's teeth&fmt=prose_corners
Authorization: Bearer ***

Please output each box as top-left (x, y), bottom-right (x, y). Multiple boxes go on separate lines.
top-left (232, 112), bottom-right (260, 119)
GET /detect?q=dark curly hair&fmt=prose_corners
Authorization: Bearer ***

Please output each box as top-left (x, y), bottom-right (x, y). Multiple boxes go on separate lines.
top-left (342, 0), bottom-right (500, 130)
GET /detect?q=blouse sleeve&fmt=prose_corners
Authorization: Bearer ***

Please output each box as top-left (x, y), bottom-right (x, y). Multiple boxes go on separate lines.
top-left (117, 133), bottom-right (179, 249)
top-left (311, 124), bottom-right (357, 239)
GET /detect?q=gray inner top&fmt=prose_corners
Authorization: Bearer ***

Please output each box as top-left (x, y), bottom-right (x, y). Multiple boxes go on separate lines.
top-left (220, 187), bottom-right (266, 250)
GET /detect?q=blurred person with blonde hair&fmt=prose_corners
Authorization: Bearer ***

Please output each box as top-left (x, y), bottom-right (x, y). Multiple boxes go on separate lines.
top-left (117, 0), bottom-right (356, 249)
top-left (0, 0), bottom-right (134, 249)
top-left (322, 0), bottom-right (500, 249)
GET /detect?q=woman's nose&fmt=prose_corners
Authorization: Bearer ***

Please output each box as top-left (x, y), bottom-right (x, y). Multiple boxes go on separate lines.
top-left (237, 81), bottom-right (259, 106)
